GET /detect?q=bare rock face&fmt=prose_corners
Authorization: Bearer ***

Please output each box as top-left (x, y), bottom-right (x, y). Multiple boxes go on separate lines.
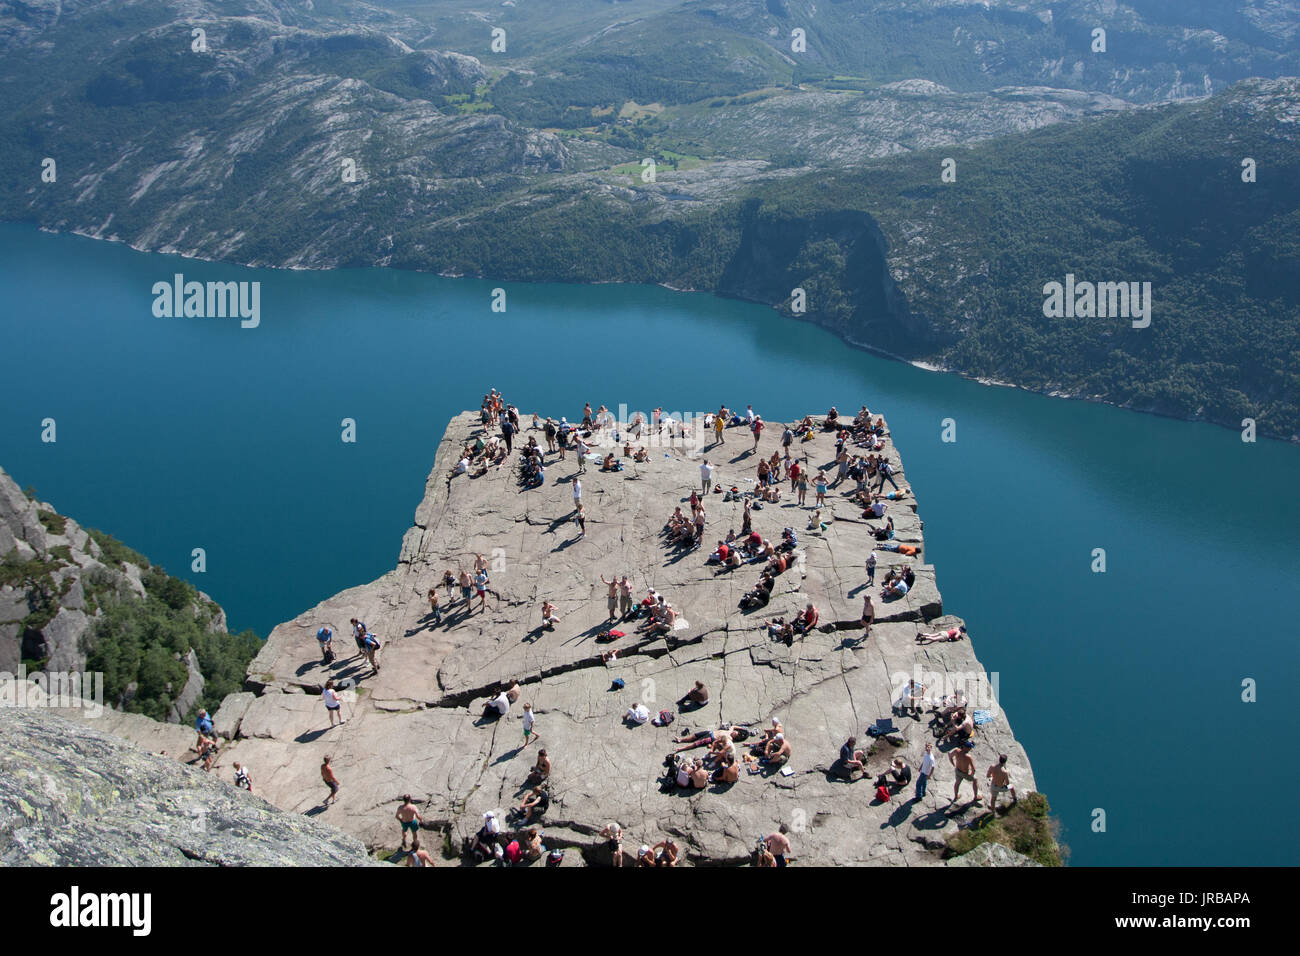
top-left (95, 409), bottom-right (1041, 865)
top-left (0, 707), bottom-right (376, 867)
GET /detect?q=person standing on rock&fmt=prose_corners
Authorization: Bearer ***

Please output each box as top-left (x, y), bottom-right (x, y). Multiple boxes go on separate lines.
top-left (601, 823), bottom-right (624, 866)
top-left (714, 413), bottom-right (725, 446)
top-left (572, 476), bottom-right (583, 509)
top-left (700, 458), bottom-right (714, 495)
top-left (194, 709), bottom-right (213, 752)
top-left (350, 618), bottom-right (368, 660)
top-left (618, 576), bottom-right (634, 618)
top-left (575, 503), bottom-right (587, 540)
top-left (322, 679), bottom-right (345, 728)
top-left (363, 629), bottom-right (381, 675)
top-left (948, 741), bottom-right (982, 807)
top-left (397, 795), bottom-right (423, 850)
top-left (407, 838), bottom-right (436, 867)
top-left (576, 435), bottom-right (592, 472)
top-left (458, 569), bottom-right (473, 610)
top-left (916, 742), bottom-right (937, 802)
top-left (751, 415), bottom-right (764, 453)
top-left (500, 414), bottom-right (515, 455)
top-left (986, 754), bottom-right (1018, 812)
top-left (522, 702), bottom-right (538, 748)
top-left (317, 626), bottom-right (334, 663)
top-left (600, 574), bottom-right (620, 621)
top-left (427, 587), bottom-right (442, 625)
top-left (765, 825), bottom-right (792, 867)
top-left (474, 567), bottom-right (489, 613)
top-left (321, 755), bottom-right (340, 806)
top-left (865, 550), bottom-right (877, 584)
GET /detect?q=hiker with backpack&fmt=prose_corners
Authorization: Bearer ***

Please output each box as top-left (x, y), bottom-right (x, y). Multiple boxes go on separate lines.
top-left (317, 626), bottom-right (335, 664)
top-left (362, 629), bottom-right (381, 674)
top-left (232, 762), bottom-right (253, 793)
top-left (350, 618), bottom-right (368, 660)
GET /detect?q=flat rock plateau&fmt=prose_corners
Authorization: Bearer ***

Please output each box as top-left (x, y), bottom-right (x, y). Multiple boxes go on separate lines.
top-left (51, 408), bottom-right (1038, 865)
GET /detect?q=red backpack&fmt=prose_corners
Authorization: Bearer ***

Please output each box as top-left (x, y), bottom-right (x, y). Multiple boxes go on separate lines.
top-left (876, 785), bottom-right (891, 803)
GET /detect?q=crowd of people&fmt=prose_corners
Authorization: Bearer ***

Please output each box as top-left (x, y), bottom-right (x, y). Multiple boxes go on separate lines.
top-left (257, 392), bottom-right (1011, 866)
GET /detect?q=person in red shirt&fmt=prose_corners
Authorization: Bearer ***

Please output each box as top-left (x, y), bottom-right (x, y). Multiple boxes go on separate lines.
top-left (793, 602), bottom-right (819, 635)
top-left (789, 459), bottom-right (802, 492)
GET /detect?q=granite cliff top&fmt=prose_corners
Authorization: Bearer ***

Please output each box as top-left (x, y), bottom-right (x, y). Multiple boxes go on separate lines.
top-left (64, 408), bottom-right (1040, 865)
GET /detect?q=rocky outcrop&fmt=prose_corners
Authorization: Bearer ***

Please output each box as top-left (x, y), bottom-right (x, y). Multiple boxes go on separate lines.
top-left (0, 707), bottom-right (376, 866)
top-left (0, 466), bottom-right (234, 721)
top-left (84, 408), bottom-right (1042, 866)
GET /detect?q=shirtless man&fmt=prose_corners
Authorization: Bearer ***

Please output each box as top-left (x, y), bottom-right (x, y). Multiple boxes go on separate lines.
top-left (765, 825), bottom-right (792, 867)
top-left (652, 838), bottom-right (680, 867)
top-left (618, 576), bottom-right (634, 618)
top-left (541, 601), bottom-right (560, 629)
top-left (762, 733), bottom-right (791, 767)
top-left (948, 741), bottom-right (982, 806)
top-left (600, 575), bottom-right (620, 621)
top-left (321, 755), bottom-right (340, 806)
top-left (458, 569), bottom-right (473, 609)
top-left (396, 794), bottom-right (422, 850)
top-left (986, 754), bottom-right (1018, 811)
top-left (711, 753), bottom-right (740, 784)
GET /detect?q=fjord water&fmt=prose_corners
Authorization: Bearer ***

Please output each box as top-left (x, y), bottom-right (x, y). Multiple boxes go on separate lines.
top-left (2, 222), bottom-right (1297, 866)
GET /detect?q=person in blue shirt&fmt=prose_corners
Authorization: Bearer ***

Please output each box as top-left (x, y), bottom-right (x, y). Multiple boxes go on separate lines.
top-left (194, 709), bottom-right (214, 751)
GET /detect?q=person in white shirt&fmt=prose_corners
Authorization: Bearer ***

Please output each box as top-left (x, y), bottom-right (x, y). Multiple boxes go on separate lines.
top-left (700, 459), bottom-right (714, 494)
top-left (572, 477), bottom-right (582, 506)
top-left (483, 690), bottom-right (510, 720)
top-left (322, 679), bottom-right (344, 728)
top-left (625, 702), bottom-right (650, 724)
top-left (916, 742), bottom-right (937, 800)
top-left (454, 457), bottom-right (469, 475)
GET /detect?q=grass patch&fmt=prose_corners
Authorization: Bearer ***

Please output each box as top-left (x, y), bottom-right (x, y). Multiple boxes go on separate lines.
top-left (86, 528), bottom-right (148, 569)
top-left (944, 791), bottom-right (1065, 867)
top-left (37, 511), bottom-right (67, 536)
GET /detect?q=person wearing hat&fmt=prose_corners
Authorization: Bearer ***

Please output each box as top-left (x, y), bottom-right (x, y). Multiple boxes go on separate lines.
top-left (468, 810), bottom-right (501, 862)
top-left (636, 845), bottom-right (654, 867)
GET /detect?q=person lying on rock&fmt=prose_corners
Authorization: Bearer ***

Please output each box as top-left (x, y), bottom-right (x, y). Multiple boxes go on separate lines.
top-left (917, 625), bottom-right (966, 644)
top-left (762, 617), bottom-right (794, 644)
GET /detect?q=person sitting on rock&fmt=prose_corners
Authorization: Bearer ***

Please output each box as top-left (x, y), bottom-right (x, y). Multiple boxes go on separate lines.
top-left (526, 749), bottom-right (551, 787)
top-left (523, 827), bottom-right (545, 862)
top-left (836, 737), bottom-right (866, 778)
top-left (652, 838), bottom-right (680, 867)
top-left (792, 602), bottom-right (819, 636)
top-left (677, 681), bottom-right (709, 710)
top-left (760, 733), bottom-right (791, 767)
top-left (881, 570), bottom-right (910, 600)
top-left (625, 701), bottom-right (650, 724)
top-left (875, 757), bottom-right (912, 793)
top-left (711, 752), bottom-right (740, 785)
top-left (942, 708), bottom-right (975, 745)
top-left (647, 603), bottom-right (677, 637)
top-left (519, 786), bottom-right (550, 824)
top-left (483, 689), bottom-right (511, 721)
top-left (468, 811), bottom-right (501, 862)
top-left (541, 601), bottom-right (561, 630)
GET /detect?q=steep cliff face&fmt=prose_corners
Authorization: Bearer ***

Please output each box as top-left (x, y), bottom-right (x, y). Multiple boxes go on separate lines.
top-left (0, 466), bottom-right (256, 723)
top-left (0, 706), bottom-right (376, 866)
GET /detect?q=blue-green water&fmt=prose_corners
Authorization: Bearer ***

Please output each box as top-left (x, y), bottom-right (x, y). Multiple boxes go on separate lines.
top-left (2, 222), bottom-right (1297, 865)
